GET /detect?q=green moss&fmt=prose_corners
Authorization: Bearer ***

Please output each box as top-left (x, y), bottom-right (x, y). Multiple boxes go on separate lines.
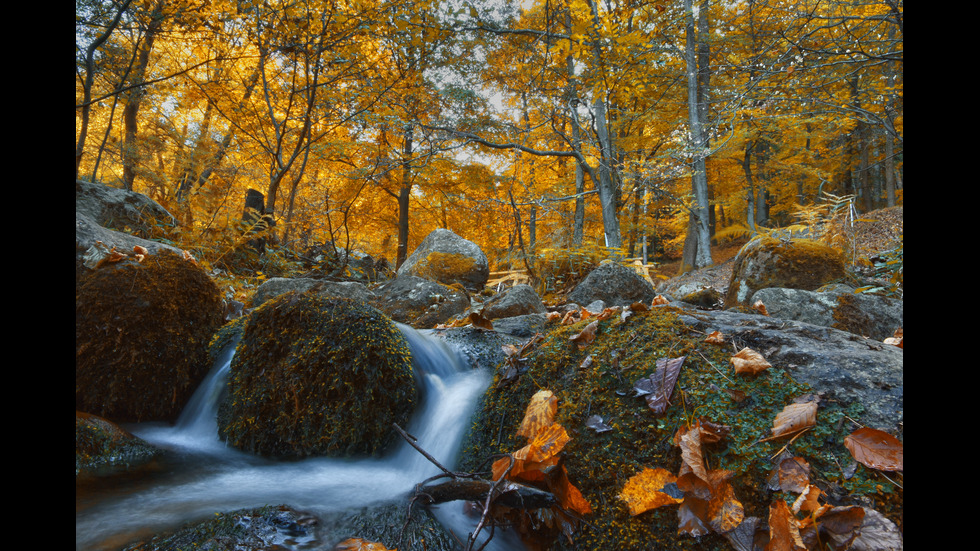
top-left (219, 292), bottom-right (417, 458)
top-left (75, 412), bottom-right (160, 476)
top-left (725, 237), bottom-right (847, 306)
top-left (76, 251), bottom-right (225, 421)
top-left (459, 306), bottom-right (899, 549)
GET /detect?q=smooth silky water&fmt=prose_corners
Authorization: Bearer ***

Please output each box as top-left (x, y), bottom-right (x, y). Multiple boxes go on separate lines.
top-left (75, 324), bottom-right (518, 550)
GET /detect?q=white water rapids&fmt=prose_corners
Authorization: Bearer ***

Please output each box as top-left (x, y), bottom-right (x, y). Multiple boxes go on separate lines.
top-left (75, 324), bottom-right (505, 551)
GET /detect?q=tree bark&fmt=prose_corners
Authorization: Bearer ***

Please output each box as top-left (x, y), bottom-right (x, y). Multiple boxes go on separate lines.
top-left (681, 0), bottom-right (713, 272)
top-left (121, 0), bottom-right (166, 191)
top-left (416, 478), bottom-right (556, 510)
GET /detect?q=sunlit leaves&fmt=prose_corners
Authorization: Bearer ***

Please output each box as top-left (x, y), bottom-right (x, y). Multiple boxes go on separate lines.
top-left (618, 467), bottom-right (683, 516)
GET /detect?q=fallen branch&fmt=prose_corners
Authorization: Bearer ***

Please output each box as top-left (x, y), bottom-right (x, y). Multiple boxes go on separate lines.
top-left (415, 478), bottom-right (556, 510)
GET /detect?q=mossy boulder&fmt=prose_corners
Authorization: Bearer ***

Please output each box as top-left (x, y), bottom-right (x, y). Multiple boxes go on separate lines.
top-left (218, 292), bottom-right (418, 458)
top-left (723, 237), bottom-right (847, 308)
top-left (75, 411), bottom-right (161, 477)
top-left (76, 251), bottom-right (224, 421)
top-left (459, 305), bottom-right (902, 549)
top-left (397, 228), bottom-right (490, 292)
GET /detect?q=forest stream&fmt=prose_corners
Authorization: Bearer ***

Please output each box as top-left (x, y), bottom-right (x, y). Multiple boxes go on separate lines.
top-left (75, 324), bottom-right (500, 551)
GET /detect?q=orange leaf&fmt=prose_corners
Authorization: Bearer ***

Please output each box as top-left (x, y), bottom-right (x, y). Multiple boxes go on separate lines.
top-left (771, 400), bottom-right (818, 438)
top-left (334, 538), bottom-right (394, 551)
top-left (767, 499), bottom-right (807, 551)
top-left (517, 390), bottom-right (558, 441)
top-left (468, 311), bottom-right (494, 330)
top-left (569, 320), bottom-right (599, 350)
top-left (651, 294), bottom-right (669, 306)
top-left (552, 464), bottom-right (592, 515)
top-left (753, 300), bottom-right (769, 316)
top-left (618, 467), bottom-right (683, 516)
top-left (704, 330), bottom-right (725, 344)
top-left (707, 479), bottom-right (744, 534)
top-left (844, 427), bottom-right (903, 471)
top-left (731, 347), bottom-right (771, 375)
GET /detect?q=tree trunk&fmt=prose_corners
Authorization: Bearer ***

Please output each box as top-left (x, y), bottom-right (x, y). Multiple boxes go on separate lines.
top-left (396, 125), bottom-right (414, 269)
top-left (681, 0), bottom-right (713, 271)
top-left (121, 0), bottom-right (165, 191)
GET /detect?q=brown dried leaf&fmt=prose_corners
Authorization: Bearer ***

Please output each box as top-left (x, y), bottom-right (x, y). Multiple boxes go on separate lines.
top-left (569, 320), bottom-right (599, 350)
top-left (777, 456), bottom-right (811, 494)
top-left (634, 356), bottom-right (686, 416)
top-left (767, 499), bottom-right (807, 551)
top-left (791, 484), bottom-right (823, 515)
top-left (334, 538), bottom-right (393, 551)
top-left (551, 464), bottom-right (592, 515)
top-left (618, 467), bottom-right (683, 516)
top-left (651, 294), bottom-right (669, 306)
top-left (468, 311), bottom-right (494, 330)
top-left (730, 347), bottom-right (771, 375)
top-left (771, 400), bottom-right (818, 438)
top-left (707, 479), bottom-right (745, 534)
top-left (844, 427), bottom-right (904, 471)
top-left (752, 300), bottom-right (769, 316)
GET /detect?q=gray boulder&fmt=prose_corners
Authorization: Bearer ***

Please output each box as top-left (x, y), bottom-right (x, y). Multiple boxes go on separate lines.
top-left (397, 229), bottom-right (490, 292)
top-left (373, 275), bottom-right (470, 328)
top-left (480, 284), bottom-right (547, 320)
top-left (76, 179), bottom-right (176, 236)
top-left (567, 260), bottom-right (657, 307)
top-left (751, 287), bottom-right (903, 341)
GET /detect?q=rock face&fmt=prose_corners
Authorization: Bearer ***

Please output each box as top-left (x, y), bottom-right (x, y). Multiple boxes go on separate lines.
top-left (75, 250), bottom-right (225, 421)
top-left (76, 179), bottom-right (176, 235)
top-left (373, 275), bottom-right (470, 328)
top-left (751, 286), bottom-right (903, 341)
top-left (251, 277), bottom-right (377, 309)
top-left (218, 293), bottom-right (418, 458)
top-left (397, 228), bottom-right (490, 292)
top-left (479, 284), bottom-right (547, 320)
top-left (567, 260), bottom-right (657, 307)
top-left (724, 237), bottom-right (847, 308)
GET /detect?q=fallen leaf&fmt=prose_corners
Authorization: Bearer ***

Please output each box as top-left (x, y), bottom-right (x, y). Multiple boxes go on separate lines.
top-left (844, 427), bottom-right (904, 471)
top-left (767, 499), bottom-right (807, 551)
top-left (633, 356), bottom-right (686, 416)
top-left (468, 311), bottom-right (494, 330)
top-left (777, 456), bottom-right (811, 494)
top-left (133, 245), bottom-right (149, 255)
top-left (569, 320), bottom-right (599, 350)
top-left (619, 467), bottom-right (683, 516)
top-left (771, 400), bottom-right (818, 438)
top-left (651, 294), bottom-right (669, 306)
top-left (334, 538), bottom-right (393, 551)
top-left (752, 300), bottom-right (769, 316)
top-left (550, 464), bottom-right (593, 515)
top-left (731, 347), bottom-right (771, 375)
top-left (707, 479), bottom-right (744, 534)
top-left (517, 390), bottom-right (558, 440)
top-left (791, 484), bottom-right (823, 515)
top-left (585, 414), bottom-right (612, 433)
top-left (704, 330), bottom-right (725, 344)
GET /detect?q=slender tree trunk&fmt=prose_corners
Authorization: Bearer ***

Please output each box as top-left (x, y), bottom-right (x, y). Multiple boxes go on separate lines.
top-left (121, 0), bottom-right (165, 191)
top-left (681, 0), bottom-right (713, 271)
top-left (396, 125), bottom-right (414, 269)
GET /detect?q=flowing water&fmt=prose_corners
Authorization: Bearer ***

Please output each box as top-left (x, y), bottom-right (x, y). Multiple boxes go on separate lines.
top-left (75, 324), bottom-right (501, 551)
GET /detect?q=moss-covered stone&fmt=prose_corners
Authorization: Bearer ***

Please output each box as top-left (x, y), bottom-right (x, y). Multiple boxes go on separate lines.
top-left (458, 306), bottom-right (901, 549)
top-left (75, 250), bottom-right (224, 421)
top-left (75, 411), bottom-right (161, 477)
top-left (724, 237), bottom-right (847, 308)
top-left (218, 292), bottom-right (417, 458)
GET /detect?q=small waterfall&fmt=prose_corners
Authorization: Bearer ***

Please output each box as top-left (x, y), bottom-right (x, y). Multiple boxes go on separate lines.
top-left (76, 323), bottom-right (491, 551)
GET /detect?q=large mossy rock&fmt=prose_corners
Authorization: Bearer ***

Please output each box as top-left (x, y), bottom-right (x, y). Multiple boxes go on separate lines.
top-left (76, 251), bottom-right (224, 421)
top-left (723, 237), bottom-right (847, 308)
top-left (373, 275), bottom-right (470, 328)
top-left (397, 228), bottom-right (490, 292)
top-left (459, 305), bottom-right (902, 550)
top-left (218, 292), bottom-right (418, 458)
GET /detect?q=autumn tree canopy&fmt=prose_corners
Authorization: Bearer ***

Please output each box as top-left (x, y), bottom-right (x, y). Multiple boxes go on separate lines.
top-left (76, 0), bottom-right (903, 274)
